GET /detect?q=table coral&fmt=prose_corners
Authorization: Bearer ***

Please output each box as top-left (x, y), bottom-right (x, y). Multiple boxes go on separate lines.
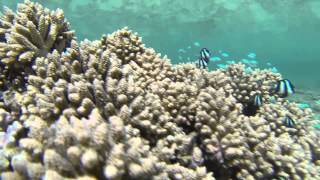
top-left (0, 1), bottom-right (319, 180)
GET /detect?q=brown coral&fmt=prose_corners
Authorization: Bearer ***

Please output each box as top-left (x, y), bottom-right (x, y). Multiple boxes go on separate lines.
top-left (0, 0), bottom-right (74, 90)
top-left (0, 1), bottom-right (319, 180)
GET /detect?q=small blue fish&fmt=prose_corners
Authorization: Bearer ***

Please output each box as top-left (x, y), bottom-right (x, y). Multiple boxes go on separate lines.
top-left (282, 115), bottom-right (295, 128)
top-left (297, 103), bottom-right (310, 109)
top-left (217, 64), bottom-right (227, 69)
top-left (178, 49), bottom-right (186, 53)
top-left (196, 48), bottom-right (211, 69)
top-left (241, 59), bottom-right (250, 64)
top-left (221, 52), bottom-right (229, 57)
top-left (187, 46), bottom-right (192, 49)
top-left (271, 67), bottom-right (278, 73)
top-left (178, 56), bottom-right (182, 60)
top-left (315, 124), bottom-right (320, 129)
top-left (249, 60), bottom-right (257, 64)
top-left (210, 56), bottom-right (221, 61)
top-left (245, 67), bottom-right (253, 73)
top-left (245, 60), bottom-right (258, 68)
top-left (266, 62), bottom-right (272, 66)
top-left (194, 42), bottom-right (201, 47)
top-left (247, 53), bottom-right (256, 59)
top-left (226, 60), bottom-right (236, 64)
top-left (272, 79), bottom-right (295, 98)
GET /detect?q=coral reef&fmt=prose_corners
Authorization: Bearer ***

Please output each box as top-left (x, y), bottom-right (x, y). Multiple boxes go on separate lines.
top-left (0, 0), bottom-right (74, 90)
top-left (0, 1), bottom-right (319, 180)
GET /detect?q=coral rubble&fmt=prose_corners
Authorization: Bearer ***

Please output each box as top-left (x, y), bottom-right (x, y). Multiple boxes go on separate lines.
top-left (0, 1), bottom-right (319, 180)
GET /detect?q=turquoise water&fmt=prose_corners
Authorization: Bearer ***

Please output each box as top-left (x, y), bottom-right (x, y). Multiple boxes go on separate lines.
top-left (2, 0), bottom-right (320, 90)
top-left (1, 1), bottom-right (320, 179)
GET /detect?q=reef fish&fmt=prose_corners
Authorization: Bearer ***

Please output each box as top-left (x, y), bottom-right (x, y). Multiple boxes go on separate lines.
top-left (297, 103), bottom-right (310, 109)
top-left (241, 59), bottom-right (250, 64)
top-left (271, 67), bottom-right (278, 73)
top-left (282, 115), bottom-right (295, 128)
top-left (196, 48), bottom-right (211, 69)
top-left (226, 60), bottom-right (236, 64)
top-left (247, 53), bottom-right (256, 59)
top-left (245, 67), bottom-right (253, 73)
top-left (243, 94), bottom-right (263, 116)
top-left (250, 93), bottom-right (263, 107)
top-left (221, 52), bottom-right (229, 57)
top-left (210, 56), bottom-right (221, 61)
top-left (272, 79), bottom-right (295, 98)
top-left (217, 64), bottom-right (227, 69)
top-left (178, 48), bottom-right (186, 53)
top-left (194, 42), bottom-right (201, 47)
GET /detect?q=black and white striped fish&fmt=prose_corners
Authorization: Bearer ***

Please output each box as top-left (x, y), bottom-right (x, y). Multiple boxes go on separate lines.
top-left (282, 115), bottom-right (295, 128)
top-left (271, 79), bottom-right (295, 98)
top-left (250, 93), bottom-right (263, 107)
top-left (196, 48), bottom-right (211, 69)
top-left (243, 94), bottom-right (263, 116)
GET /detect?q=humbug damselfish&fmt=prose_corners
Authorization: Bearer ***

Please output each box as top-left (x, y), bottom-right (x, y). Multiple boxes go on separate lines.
top-left (271, 79), bottom-right (295, 98)
top-left (196, 48), bottom-right (211, 69)
top-left (243, 93), bottom-right (263, 116)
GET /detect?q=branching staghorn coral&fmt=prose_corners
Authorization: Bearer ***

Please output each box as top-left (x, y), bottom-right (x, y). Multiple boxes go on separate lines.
top-left (0, 1), bottom-right (320, 180)
top-left (0, 0), bottom-right (74, 90)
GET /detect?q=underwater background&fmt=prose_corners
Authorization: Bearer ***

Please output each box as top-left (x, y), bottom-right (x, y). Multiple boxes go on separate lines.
top-left (1, 1), bottom-right (320, 179)
top-left (1, 0), bottom-right (320, 117)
